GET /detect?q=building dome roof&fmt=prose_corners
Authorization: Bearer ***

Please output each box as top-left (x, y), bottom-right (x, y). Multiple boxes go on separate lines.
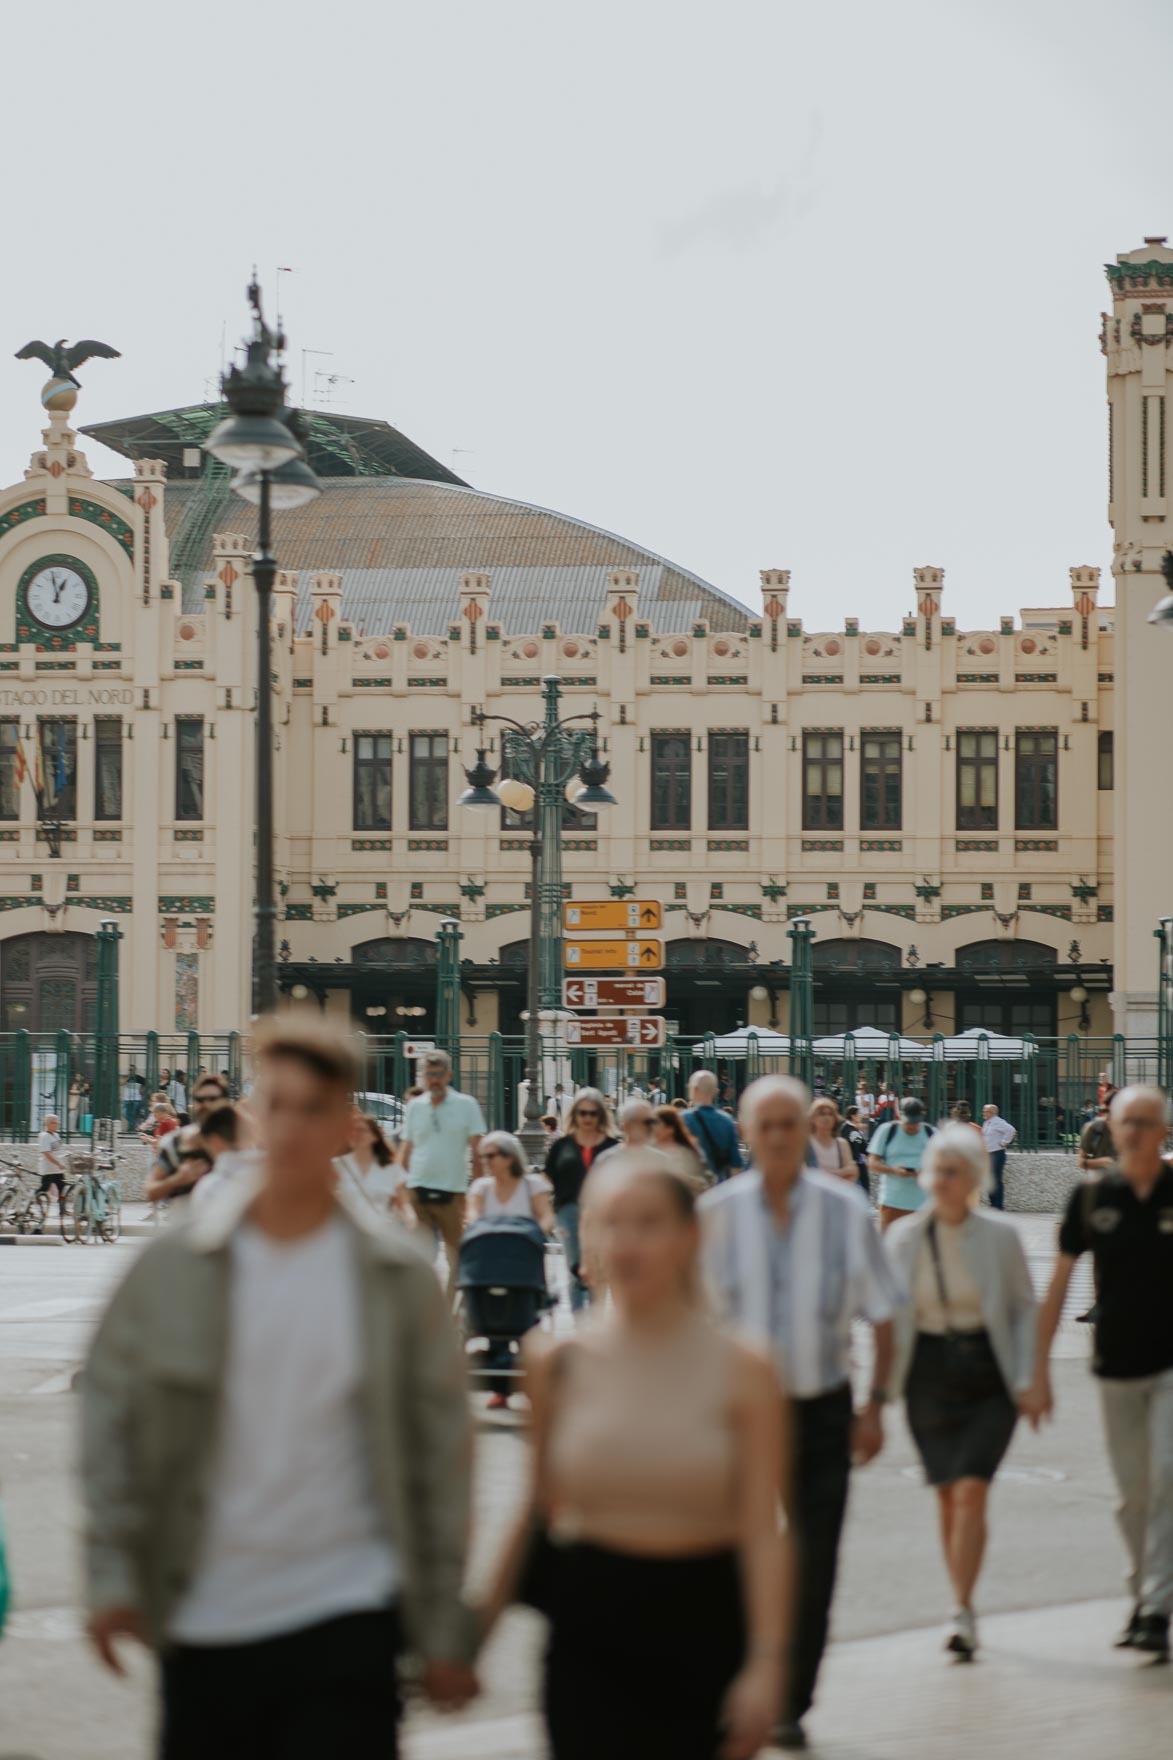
top-left (138, 475), bottom-right (751, 636)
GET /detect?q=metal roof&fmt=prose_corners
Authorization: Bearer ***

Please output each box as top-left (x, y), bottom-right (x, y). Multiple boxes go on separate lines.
top-left (82, 404), bottom-right (466, 486)
top-left (113, 476), bottom-right (752, 634)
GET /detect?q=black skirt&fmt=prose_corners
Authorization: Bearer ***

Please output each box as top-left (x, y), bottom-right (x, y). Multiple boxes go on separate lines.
top-left (543, 1542), bottom-right (746, 1760)
top-left (905, 1330), bottom-right (1018, 1486)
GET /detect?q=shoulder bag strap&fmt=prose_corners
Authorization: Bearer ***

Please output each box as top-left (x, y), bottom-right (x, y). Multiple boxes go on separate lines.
top-left (925, 1218), bottom-right (954, 1329)
top-left (691, 1107), bottom-right (724, 1170)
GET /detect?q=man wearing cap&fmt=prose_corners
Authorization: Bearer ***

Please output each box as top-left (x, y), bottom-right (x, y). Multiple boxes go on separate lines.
top-left (867, 1096), bottom-right (936, 1232)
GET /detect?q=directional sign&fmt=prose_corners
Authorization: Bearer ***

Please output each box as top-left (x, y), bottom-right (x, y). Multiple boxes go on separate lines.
top-left (563, 900), bottom-right (662, 932)
top-left (565, 1016), bottom-right (668, 1048)
top-left (562, 976), bottom-right (667, 1008)
top-left (564, 939), bottom-right (664, 970)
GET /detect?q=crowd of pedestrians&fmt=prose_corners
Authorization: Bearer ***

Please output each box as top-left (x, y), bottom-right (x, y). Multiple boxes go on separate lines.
top-left (75, 1024), bottom-right (1173, 1758)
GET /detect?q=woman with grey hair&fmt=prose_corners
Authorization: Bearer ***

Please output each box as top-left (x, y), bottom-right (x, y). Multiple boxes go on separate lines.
top-left (884, 1124), bottom-right (1039, 1659)
top-left (467, 1130), bottom-right (554, 1232)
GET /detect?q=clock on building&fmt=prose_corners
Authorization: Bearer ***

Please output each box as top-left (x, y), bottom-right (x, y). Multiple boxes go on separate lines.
top-left (15, 553), bottom-right (100, 644)
top-left (25, 562), bottom-right (92, 629)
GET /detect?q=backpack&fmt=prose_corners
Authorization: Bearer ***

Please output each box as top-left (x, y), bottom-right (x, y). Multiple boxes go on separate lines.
top-left (871, 1119), bottom-right (935, 1161)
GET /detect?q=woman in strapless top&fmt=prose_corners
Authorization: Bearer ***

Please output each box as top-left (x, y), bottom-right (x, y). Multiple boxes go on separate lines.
top-left (480, 1149), bottom-right (789, 1760)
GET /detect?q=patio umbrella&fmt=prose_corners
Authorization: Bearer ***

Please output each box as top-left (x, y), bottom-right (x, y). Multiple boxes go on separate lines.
top-left (810, 1026), bottom-right (932, 1060)
top-left (706, 1026), bottom-right (794, 1058)
top-left (931, 1027), bottom-right (1038, 1060)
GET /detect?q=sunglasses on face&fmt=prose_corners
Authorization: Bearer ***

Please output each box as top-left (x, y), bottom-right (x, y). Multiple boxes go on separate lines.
top-left (482, 1148), bottom-right (505, 1161)
top-left (575, 1108), bottom-right (601, 1120)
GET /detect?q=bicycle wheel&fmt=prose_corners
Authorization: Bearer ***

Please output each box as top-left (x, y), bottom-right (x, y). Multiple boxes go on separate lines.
top-left (60, 1188), bottom-right (80, 1242)
top-left (25, 1191), bottom-right (50, 1235)
top-left (73, 1187), bottom-right (94, 1243)
top-left (0, 1187), bottom-right (19, 1228)
top-left (99, 1191), bottom-right (122, 1243)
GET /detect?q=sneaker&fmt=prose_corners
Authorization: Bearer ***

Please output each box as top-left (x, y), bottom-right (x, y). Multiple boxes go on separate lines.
top-left (946, 1607), bottom-right (978, 1658)
top-left (1131, 1613), bottom-right (1170, 1658)
top-left (486, 1393), bottom-right (510, 1411)
top-left (773, 1723), bottom-right (807, 1751)
top-left (1114, 1605), bottom-right (1143, 1648)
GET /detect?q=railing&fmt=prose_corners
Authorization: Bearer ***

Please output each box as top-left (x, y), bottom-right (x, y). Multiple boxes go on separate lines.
top-left (0, 1026), bottom-right (1158, 1148)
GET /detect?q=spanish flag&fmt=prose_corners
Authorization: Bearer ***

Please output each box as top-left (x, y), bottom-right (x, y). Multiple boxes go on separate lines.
top-left (33, 733), bottom-right (44, 797)
top-left (13, 737), bottom-right (27, 788)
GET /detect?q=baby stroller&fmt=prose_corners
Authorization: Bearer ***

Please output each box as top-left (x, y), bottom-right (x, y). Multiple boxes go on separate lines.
top-left (456, 1215), bottom-right (553, 1400)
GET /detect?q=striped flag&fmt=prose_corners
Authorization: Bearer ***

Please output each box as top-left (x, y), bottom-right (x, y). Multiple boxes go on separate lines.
top-left (34, 732), bottom-right (44, 797)
top-left (13, 737), bottom-right (27, 788)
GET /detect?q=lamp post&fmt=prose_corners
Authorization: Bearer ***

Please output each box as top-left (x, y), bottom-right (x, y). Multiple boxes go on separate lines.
top-left (93, 917), bottom-right (122, 1134)
top-left (787, 915), bottom-right (815, 1089)
top-left (204, 281), bottom-right (321, 1017)
top-left (459, 676), bottom-right (615, 1165)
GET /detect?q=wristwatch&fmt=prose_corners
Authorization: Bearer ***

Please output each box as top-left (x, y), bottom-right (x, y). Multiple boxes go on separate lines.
top-left (868, 1387), bottom-right (890, 1407)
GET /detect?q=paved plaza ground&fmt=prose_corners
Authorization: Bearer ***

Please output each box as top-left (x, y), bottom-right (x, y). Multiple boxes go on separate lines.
top-left (0, 1216), bottom-right (1168, 1757)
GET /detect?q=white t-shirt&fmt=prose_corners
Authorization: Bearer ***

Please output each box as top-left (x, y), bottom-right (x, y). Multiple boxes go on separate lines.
top-left (37, 1130), bottom-right (63, 1180)
top-left (469, 1171), bottom-right (551, 1218)
top-left (169, 1215), bottom-right (398, 1643)
top-left (335, 1152), bottom-right (406, 1215)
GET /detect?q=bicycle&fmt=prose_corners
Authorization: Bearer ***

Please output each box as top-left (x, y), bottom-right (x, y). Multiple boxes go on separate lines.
top-left (0, 1158), bottom-right (51, 1235)
top-left (62, 1148), bottom-right (124, 1244)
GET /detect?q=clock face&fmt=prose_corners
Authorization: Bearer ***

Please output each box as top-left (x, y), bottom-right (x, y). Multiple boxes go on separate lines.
top-left (26, 564), bottom-right (92, 630)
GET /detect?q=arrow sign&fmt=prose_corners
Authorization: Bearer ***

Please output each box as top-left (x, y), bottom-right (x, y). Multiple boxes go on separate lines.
top-left (564, 1016), bottom-right (668, 1048)
top-left (563, 900), bottom-right (663, 932)
top-left (564, 939), bottom-right (663, 970)
top-left (562, 977), bottom-right (666, 1008)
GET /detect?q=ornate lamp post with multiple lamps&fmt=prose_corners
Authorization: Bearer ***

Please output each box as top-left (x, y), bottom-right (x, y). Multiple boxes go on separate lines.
top-left (459, 676), bottom-right (616, 1166)
top-left (204, 282), bottom-right (321, 1016)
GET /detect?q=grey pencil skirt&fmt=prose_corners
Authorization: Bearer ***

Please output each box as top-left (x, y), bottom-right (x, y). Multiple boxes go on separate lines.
top-left (905, 1330), bottom-right (1018, 1485)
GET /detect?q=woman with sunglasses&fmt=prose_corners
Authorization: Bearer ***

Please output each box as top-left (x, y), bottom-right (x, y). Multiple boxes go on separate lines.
top-left (545, 1090), bottom-right (618, 1313)
top-left (468, 1130), bottom-right (555, 1231)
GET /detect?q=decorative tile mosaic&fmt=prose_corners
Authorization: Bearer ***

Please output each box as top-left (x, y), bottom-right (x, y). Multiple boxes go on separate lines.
top-left (860, 839), bottom-right (902, 852)
top-left (408, 839), bottom-right (448, 852)
top-left (956, 840), bottom-right (999, 853)
top-left (801, 839), bottom-right (844, 852)
top-left (1014, 839), bottom-right (1059, 852)
top-left (707, 839), bottom-right (749, 852)
top-left (351, 839), bottom-right (393, 852)
top-left (158, 895), bottom-right (214, 913)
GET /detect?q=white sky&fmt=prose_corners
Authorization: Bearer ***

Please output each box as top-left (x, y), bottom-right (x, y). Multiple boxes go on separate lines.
top-left (2, 0), bottom-right (1170, 630)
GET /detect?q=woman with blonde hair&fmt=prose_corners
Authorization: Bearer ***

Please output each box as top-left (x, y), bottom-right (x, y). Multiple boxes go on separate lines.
top-left (544, 1088), bottom-right (618, 1313)
top-left (808, 1097), bottom-right (856, 1181)
top-left (481, 1151), bottom-right (788, 1758)
top-left (884, 1125), bottom-right (1038, 1659)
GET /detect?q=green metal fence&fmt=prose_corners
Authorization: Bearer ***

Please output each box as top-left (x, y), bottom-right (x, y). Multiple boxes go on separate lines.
top-left (0, 1026), bottom-right (1159, 1148)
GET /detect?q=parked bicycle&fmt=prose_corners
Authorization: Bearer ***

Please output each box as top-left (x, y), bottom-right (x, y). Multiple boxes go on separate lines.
top-left (62, 1148), bottom-right (124, 1244)
top-left (0, 1157), bottom-right (51, 1235)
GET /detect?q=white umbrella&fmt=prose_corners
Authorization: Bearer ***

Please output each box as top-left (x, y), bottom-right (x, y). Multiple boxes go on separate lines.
top-left (811, 1026), bottom-right (932, 1060)
top-left (931, 1027), bottom-right (1038, 1061)
top-left (705, 1026), bottom-right (793, 1058)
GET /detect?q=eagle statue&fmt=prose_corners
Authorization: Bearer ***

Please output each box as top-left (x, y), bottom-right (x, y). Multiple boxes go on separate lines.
top-left (15, 338), bottom-right (121, 387)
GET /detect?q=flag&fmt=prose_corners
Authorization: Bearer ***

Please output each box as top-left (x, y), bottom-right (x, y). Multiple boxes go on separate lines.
top-left (13, 737), bottom-right (27, 788)
top-left (54, 723), bottom-right (67, 795)
top-left (33, 731), bottom-right (43, 796)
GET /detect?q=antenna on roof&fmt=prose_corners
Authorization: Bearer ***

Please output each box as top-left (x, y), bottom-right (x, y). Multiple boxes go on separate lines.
top-left (313, 370), bottom-right (355, 408)
top-left (301, 348), bottom-right (332, 409)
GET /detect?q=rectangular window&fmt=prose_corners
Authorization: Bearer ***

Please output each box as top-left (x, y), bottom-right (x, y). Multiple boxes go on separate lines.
top-left (94, 717), bottom-right (122, 821)
top-left (0, 720), bottom-right (18, 820)
top-left (353, 732), bottom-right (392, 831)
top-left (707, 732), bottom-right (749, 831)
top-left (409, 732), bottom-right (448, 830)
top-left (1098, 729), bottom-right (1114, 791)
top-left (956, 730), bottom-right (998, 830)
top-left (802, 731), bottom-right (843, 830)
top-left (175, 717), bottom-right (204, 821)
top-left (1015, 729), bottom-right (1058, 830)
top-left (651, 734), bottom-right (692, 831)
top-left (860, 730), bottom-right (902, 830)
top-left (38, 718), bottom-right (78, 820)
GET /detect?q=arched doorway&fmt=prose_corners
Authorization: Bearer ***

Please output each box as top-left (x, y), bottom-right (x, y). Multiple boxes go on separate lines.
top-left (0, 932), bottom-right (97, 1033)
top-left (811, 938), bottom-right (903, 1036)
top-left (350, 937), bottom-right (438, 1033)
top-left (955, 940), bottom-right (1058, 1037)
top-left (665, 938), bottom-right (753, 1036)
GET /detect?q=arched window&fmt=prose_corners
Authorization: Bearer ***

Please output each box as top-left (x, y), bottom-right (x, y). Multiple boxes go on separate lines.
top-left (352, 937), bottom-right (437, 969)
top-left (956, 940), bottom-right (1057, 973)
top-left (812, 939), bottom-right (903, 975)
top-left (0, 932), bottom-right (97, 1033)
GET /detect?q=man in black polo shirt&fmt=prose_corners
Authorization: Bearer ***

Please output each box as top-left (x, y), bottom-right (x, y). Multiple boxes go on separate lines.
top-left (1032, 1086), bottom-right (1173, 1658)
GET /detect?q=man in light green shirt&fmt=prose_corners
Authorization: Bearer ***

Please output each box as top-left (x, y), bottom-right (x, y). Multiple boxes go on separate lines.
top-left (400, 1051), bottom-right (485, 1287)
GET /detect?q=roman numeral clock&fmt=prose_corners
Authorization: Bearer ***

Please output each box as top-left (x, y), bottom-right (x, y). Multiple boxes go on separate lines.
top-left (16, 554), bottom-right (100, 646)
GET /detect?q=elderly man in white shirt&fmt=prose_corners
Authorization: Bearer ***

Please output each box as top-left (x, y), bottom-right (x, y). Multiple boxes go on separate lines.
top-left (980, 1104), bottom-right (1017, 1212)
top-left (700, 1074), bottom-right (905, 1750)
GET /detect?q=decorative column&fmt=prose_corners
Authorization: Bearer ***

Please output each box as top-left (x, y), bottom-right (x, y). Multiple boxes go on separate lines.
top-left (435, 916), bottom-right (462, 1080)
top-left (94, 917), bottom-right (122, 1126)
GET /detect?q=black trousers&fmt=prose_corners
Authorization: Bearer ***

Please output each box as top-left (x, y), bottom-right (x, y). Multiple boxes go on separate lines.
top-left (160, 1607), bottom-right (402, 1760)
top-left (788, 1384), bottom-right (853, 1724)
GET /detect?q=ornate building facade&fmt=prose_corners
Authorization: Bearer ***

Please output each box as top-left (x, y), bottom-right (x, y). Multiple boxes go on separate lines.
top-left (4, 241), bottom-right (1159, 1043)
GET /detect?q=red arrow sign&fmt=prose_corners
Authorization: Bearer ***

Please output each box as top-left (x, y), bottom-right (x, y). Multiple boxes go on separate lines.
top-left (564, 1016), bottom-right (668, 1048)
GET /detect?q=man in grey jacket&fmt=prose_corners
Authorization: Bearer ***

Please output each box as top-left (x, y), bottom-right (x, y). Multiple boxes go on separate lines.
top-left (81, 1013), bottom-right (477, 1758)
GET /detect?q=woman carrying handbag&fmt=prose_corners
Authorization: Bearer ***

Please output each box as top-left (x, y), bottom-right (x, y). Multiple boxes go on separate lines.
top-left (884, 1125), bottom-right (1041, 1659)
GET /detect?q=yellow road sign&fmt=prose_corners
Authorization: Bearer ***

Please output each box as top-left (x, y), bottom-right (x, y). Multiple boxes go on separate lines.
top-left (563, 900), bottom-right (662, 932)
top-left (563, 939), bottom-right (664, 971)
